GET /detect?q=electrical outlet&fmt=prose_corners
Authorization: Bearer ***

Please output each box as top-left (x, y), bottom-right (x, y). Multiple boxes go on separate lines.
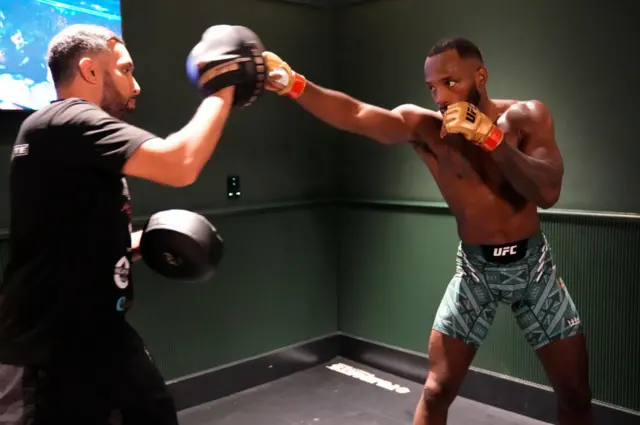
top-left (227, 175), bottom-right (241, 200)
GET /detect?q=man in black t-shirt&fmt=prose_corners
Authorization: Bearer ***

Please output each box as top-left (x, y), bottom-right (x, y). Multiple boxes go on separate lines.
top-left (0, 23), bottom-right (261, 424)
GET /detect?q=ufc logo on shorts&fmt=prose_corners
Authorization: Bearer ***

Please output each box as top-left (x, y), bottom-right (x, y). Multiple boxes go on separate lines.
top-left (465, 106), bottom-right (477, 123)
top-left (493, 245), bottom-right (517, 257)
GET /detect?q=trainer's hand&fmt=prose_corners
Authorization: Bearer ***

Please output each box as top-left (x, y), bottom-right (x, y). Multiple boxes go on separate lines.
top-left (262, 51), bottom-right (307, 98)
top-left (441, 102), bottom-right (504, 151)
top-left (186, 25), bottom-right (267, 107)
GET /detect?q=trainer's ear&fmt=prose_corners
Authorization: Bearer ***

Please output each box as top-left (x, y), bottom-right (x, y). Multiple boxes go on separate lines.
top-left (475, 66), bottom-right (488, 88)
top-left (78, 57), bottom-right (98, 84)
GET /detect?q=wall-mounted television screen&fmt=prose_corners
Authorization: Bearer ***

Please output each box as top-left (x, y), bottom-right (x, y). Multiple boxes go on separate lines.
top-left (0, 0), bottom-right (122, 111)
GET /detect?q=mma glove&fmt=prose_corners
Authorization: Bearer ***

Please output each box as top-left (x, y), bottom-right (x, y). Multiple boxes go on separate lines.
top-left (262, 51), bottom-right (307, 99)
top-left (441, 101), bottom-right (504, 151)
top-left (186, 25), bottom-right (266, 107)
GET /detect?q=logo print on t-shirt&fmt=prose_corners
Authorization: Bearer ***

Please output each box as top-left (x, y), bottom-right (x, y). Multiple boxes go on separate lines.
top-left (121, 178), bottom-right (130, 200)
top-left (11, 144), bottom-right (29, 160)
top-left (114, 256), bottom-right (130, 289)
top-left (121, 178), bottom-right (133, 218)
top-left (121, 202), bottom-right (132, 217)
top-left (116, 296), bottom-right (132, 312)
top-left (120, 177), bottom-right (133, 233)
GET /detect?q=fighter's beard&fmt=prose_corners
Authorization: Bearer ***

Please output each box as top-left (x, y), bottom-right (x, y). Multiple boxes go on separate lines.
top-left (467, 85), bottom-right (481, 106)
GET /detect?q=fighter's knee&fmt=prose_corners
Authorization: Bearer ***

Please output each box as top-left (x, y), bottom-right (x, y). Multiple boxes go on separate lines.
top-left (423, 377), bottom-right (457, 411)
top-left (557, 386), bottom-right (593, 414)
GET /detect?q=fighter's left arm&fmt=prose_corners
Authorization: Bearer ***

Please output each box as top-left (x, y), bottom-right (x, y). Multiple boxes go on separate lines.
top-left (131, 230), bottom-right (143, 262)
top-left (490, 101), bottom-right (564, 209)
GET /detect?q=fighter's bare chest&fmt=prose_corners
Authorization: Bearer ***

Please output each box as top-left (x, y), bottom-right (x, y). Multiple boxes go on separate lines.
top-left (414, 128), bottom-right (521, 185)
top-left (436, 137), bottom-right (499, 180)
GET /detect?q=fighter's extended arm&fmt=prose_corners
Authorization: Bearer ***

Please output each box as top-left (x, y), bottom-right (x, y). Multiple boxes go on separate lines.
top-left (262, 51), bottom-right (422, 144)
top-left (442, 101), bottom-right (563, 209)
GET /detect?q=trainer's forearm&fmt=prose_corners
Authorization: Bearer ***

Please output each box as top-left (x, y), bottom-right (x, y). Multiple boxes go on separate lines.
top-left (295, 82), bottom-right (363, 133)
top-left (167, 87), bottom-right (234, 181)
top-left (490, 142), bottom-right (562, 209)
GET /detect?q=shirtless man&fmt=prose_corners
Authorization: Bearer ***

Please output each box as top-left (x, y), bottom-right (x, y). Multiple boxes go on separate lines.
top-left (262, 37), bottom-right (593, 425)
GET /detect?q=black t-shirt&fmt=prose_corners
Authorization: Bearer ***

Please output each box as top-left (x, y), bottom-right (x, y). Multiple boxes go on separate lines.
top-left (0, 98), bottom-right (158, 365)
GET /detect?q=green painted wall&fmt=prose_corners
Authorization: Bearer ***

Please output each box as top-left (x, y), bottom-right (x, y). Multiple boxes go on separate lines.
top-left (331, 0), bottom-right (640, 414)
top-left (338, 205), bottom-right (640, 411)
top-left (0, 0), bottom-right (340, 380)
top-left (1, 0), bottom-right (639, 415)
top-left (0, 0), bottom-right (339, 226)
top-left (0, 205), bottom-right (338, 380)
top-left (334, 0), bottom-right (640, 213)
top-left (129, 206), bottom-right (338, 380)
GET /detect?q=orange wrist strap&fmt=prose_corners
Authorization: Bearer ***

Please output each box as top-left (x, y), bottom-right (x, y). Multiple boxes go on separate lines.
top-left (480, 126), bottom-right (504, 151)
top-left (285, 73), bottom-right (307, 99)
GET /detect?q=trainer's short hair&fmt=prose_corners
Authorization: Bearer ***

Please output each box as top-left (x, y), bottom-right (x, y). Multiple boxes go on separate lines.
top-left (46, 24), bottom-right (124, 86)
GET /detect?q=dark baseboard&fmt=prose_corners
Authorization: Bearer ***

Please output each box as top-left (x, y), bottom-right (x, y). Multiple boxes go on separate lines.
top-left (168, 333), bottom-right (341, 411)
top-left (340, 334), bottom-right (639, 425)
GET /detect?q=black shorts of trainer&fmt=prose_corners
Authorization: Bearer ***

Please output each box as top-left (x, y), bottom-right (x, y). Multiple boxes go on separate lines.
top-left (0, 323), bottom-right (178, 425)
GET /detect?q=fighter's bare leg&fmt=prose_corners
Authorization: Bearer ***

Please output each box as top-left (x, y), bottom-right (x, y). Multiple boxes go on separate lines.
top-left (536, 334), bottom-right (593, 425)
top-left (511, 233), bottom-right (592, 424)
top-left (413, 330), bottom-right (477, 425)
top-left (415, 243), bottom-right (499, 425)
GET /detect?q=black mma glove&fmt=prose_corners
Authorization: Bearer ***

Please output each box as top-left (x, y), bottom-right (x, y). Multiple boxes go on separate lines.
top-left (186, 25), bottom-right (266, 107)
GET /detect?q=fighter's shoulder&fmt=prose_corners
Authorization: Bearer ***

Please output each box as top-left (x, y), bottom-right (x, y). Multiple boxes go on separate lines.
top-left (502, 99), bottom-right (552, 123)
top-left (392, 103), bottom-right (441, 130)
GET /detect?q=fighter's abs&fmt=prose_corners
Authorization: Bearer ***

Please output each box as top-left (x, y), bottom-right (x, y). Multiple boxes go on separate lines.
top-left (417, 145), bottom-right (538, 244)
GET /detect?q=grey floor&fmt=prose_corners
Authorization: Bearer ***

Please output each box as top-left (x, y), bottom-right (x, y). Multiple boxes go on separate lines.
top-left (178, 357), bottom-right (551, 425)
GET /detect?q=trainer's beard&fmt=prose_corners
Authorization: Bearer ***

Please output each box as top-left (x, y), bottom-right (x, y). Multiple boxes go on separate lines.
top-left (101, 74), bottom-right (134, 120)
top-left (467, 84), bottom-right (481, 106)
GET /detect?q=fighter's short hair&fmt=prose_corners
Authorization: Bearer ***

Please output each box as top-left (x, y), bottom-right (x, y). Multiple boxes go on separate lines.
top-left (428, 36), bottom-right (484, 63)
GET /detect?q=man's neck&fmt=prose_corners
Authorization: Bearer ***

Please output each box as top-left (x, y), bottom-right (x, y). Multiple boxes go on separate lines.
top-left (479, 98), bottom-right (501, 122)
top-left (56, 86), bottom-right (99, 105)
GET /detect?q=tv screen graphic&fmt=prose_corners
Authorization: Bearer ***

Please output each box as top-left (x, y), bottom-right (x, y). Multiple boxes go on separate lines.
top-left (0, 0), bottom-right (122, 111)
